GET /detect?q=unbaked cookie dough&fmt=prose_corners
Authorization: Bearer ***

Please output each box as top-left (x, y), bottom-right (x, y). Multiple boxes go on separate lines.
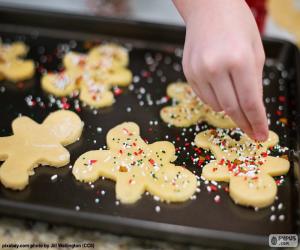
top-left (0, 110), bottom-right (83, 190)
top-left (41, 43), bottom-right (132, 108)
top-left (73, 122), bottom-right (198, 204)
top-left (160, 82), bottom-right (236, 128)
top-left (194, 129), bottom-right (290, 208)
top-left (0, 41), bottom-right (35, 82)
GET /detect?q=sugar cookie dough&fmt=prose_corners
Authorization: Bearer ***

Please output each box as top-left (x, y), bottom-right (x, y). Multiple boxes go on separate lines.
top-left (0, 110), bottom-right (83, 190)
top-left (41, 43), bottom-right (132, 108)
top-left (88, 43), bottom-right (129, 67)
top-left (194, 129), bottom-right (290, 208)
top-left (73, 122), bottom-right (197, 204)
top-left (41, 70), bottom-right (81, 97)
top-left (0, 41), bottom-right (35, 82)
top-left (160, 82), bottom-right (235, 128)
top-left (79, 72), bottom-right (114, 108)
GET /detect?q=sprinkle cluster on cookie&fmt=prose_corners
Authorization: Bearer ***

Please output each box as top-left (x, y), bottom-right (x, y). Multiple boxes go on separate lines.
top-left (73, 122), bottom-right (198, 204)
top-left (42, 43), bottom-right (132, 108)
top-left (194, 128), bottom-right (289, 208)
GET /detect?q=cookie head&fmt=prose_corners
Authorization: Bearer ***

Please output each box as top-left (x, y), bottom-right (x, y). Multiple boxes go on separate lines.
top-left (43, 110), bottom-right (83, 146)
top-left (106, 122), bottom-right (142, 150)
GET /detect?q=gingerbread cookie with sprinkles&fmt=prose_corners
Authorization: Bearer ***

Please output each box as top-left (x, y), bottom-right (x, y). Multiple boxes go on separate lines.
top-left (41, 43), bottom-right (132, 108)
top-left (194, 128), bottom-right (290, 208)
top-left (0, 41), bottom-right (35, 82)
top-left (0, 110), bottom-right (83, 190)
top-left (73, 122), bottom-right (198, 204)
top-left (160, 82), bottom-right (236, 128)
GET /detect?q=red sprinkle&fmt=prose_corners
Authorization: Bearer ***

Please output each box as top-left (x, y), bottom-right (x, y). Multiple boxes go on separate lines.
top-left (114, 87), bottom-right (123, 96)
top-left (209, 185), bottom-right (218, 192)
top-left (278, 96), bottom-right (286, 103)
top-left (149, 159), bottom-right (155, 166)
top-left (89, 160), bottom-right (98, 165)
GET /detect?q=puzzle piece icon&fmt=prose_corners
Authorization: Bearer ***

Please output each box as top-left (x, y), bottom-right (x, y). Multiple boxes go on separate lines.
top-left (160, 82), bottom-right (236, 128)
top-left (41, 43), bottom-right (132, 108)
top-left (0, 41), bottom-right (35, 82)
top-left (194, 129), bottom-right (290, 208)
top-left (0, 110), bottom-right (83, 190)
top-left (73, 122), bottom-right (197, 204)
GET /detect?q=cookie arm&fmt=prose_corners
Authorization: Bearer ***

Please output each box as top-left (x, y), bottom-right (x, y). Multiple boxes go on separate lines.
top-left (148, 141), bottom-right (177, 162)
top-left (0, 136), bottom-right (13, 160)
top-left (72, 150), bottom-right (113, 183)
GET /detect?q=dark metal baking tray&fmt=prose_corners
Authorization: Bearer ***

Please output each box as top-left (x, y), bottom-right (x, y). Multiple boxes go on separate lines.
top-left (0, 7), bottom-right (299, 249)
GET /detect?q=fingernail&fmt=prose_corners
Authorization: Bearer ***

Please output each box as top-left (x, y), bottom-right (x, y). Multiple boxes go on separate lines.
top-left (255, 132), bottom-right (268, 141)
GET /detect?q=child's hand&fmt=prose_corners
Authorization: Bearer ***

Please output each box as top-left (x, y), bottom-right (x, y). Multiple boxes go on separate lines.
top-left (173, 0), bottom-right (268, 141)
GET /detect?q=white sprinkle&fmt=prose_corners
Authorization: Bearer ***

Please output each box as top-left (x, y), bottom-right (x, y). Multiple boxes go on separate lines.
top-left (278, 203), bottom-right (283, 210)
top-left (95, 198), bottom-right (100, 203)
top-left (101, 190), bottom-right (106, 195)
top-left (214, 195), bottom-right (220, 203)
top-left (115, 200), bottom-right (120, 206)
top-left (126, 107), bottom-right (132, 112)
top-left (270, 214), bottom-right (276, 221)
top-left (133, 75), bottom-right (140, 83)
top-left (50, 174), bottom-right (58, 181)
top-left (279, 215), bottom-right (285, 221)
top-left (0, 86), bottom-right (6, 92)
top-left (271, 206), bottom-right (275, 212)
top-left (75, 205), bottom-right (80, 211)
top-left (153, 196), bottom-right (160, 201)
top-left (155, 206), bottom-right (161, 213)
top-left (97, 127), bottom-right (102, 133)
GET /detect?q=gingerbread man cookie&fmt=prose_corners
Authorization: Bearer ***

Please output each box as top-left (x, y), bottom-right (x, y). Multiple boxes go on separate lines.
top-left (194, 129), bottom-right (290, 208)
top-left (41, 43), bottom-right (132, 108)
top-left (79, 71), bottom-right (114, 108)
top-left (0, 110), bottom-right (83, 190)
top-left (88, 43), bottom-right (129, 67)
top-left (73, 122), bottom-right (197, 204)
top-left (160, 82), bottom-right (236, 128)
top-left (0, 41), bottom-right (35, 82)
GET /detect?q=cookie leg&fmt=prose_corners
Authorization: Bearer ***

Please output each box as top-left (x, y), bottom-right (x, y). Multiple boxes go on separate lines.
top-left (0, 157), bottom-right (32, 190)
top-left (146, 165), bottom-right (197, 203)
top-left (115, 173), bottom-right (145, 204)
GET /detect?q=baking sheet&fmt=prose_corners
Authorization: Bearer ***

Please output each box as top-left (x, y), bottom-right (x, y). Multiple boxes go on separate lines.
top-left (0, 7), bottom-right (299, 248)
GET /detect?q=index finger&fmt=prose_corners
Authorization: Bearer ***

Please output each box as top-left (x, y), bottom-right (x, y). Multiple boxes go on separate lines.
top-left (231, 56), bottom-right (268, 141)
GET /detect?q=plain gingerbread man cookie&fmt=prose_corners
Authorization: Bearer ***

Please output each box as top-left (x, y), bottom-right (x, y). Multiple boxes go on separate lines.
top-left (73, 122), bottom-right (197, 204)
top-left (194, 129), bottom-right (290, 208)
top-left (160, 82), bottom-right (236, 128)
top-left (0, 110), bottom-right (83, 190)
top-left (0, 41), bottom-right (35, 82)
top-left (41, 43), bottom-right (132, 108)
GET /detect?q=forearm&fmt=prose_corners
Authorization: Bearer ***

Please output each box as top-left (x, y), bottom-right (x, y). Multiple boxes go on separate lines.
top-left (172, 0), bottom-right (198, 23)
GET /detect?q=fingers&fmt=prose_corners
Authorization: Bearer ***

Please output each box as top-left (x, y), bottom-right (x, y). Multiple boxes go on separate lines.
top-left (190, 80), bottom-right (222, 112)
top-left (253, 41), bottom-right (266, 96)
top-left (209, 72), bottom-right (254, 138)
top-left (230, 55), bottom-right (268, 141)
